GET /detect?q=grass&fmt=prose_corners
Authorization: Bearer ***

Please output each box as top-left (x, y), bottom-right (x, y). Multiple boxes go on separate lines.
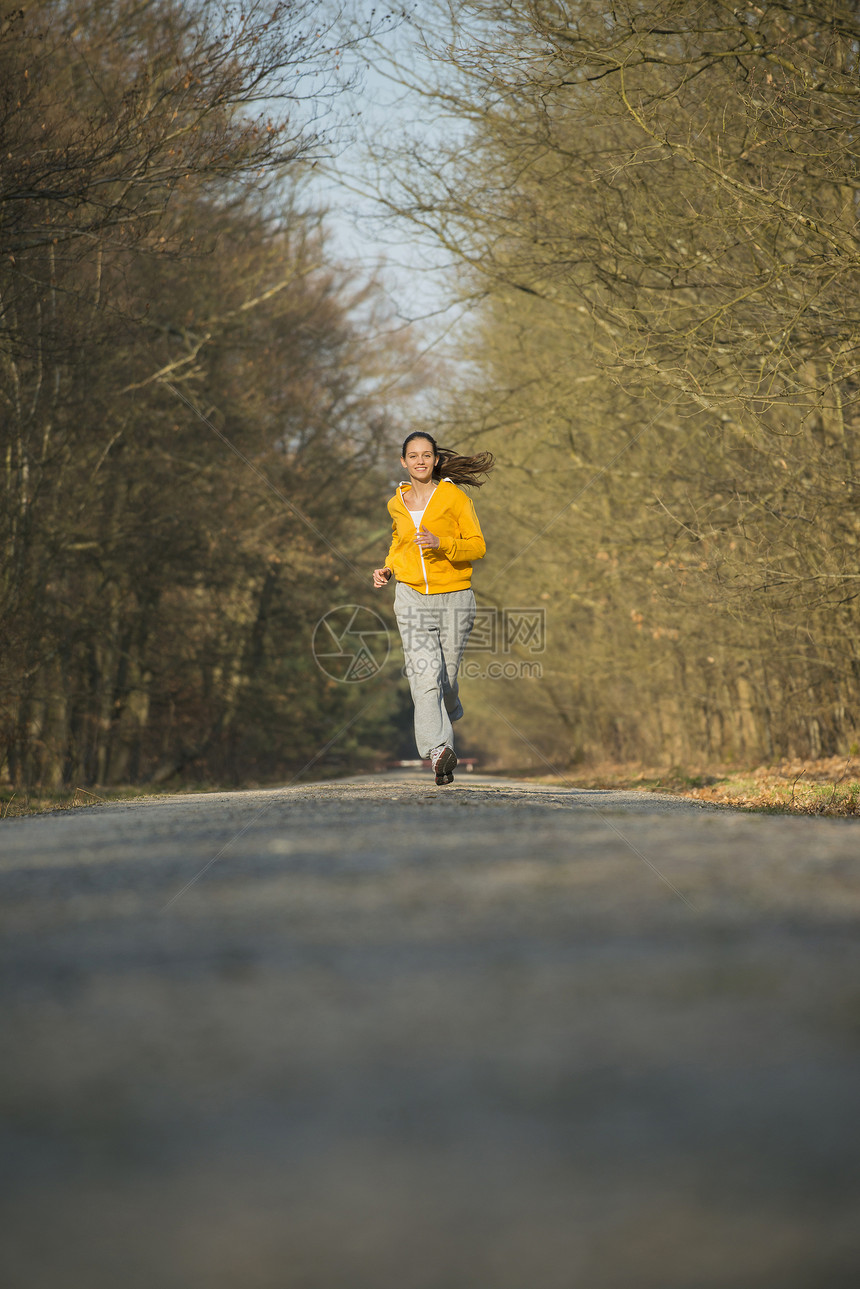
top-left (2, 778), bottom-right (152, 819)
top-left (0, 781), bottom-right (208, 820)
top-left (528, 755), bottom-right (860, 816)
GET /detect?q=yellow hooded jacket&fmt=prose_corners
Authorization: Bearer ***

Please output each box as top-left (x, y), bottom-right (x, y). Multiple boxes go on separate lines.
top-left (385, 477), bottom-right (486, 593)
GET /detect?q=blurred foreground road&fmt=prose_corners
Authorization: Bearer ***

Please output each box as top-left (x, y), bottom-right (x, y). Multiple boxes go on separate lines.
top-left (2, 773), bottom-right (859, 1289)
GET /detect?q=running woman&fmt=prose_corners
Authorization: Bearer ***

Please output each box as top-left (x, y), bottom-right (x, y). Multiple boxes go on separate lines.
top-left (372, 432), bottom-right (494, 785)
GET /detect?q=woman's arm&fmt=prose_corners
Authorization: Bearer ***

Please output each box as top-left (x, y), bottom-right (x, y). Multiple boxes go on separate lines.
top-left (436, 494), bottom-right (486, 562)
top-left (384, 516), bottom-right (399, 571)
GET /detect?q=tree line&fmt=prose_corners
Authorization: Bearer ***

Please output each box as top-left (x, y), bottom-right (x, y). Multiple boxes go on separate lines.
top-left (7, 0), bottom-right (860, 790)
top-left (372, 0), bottom-right (860, 768)
top-left (0, 0), bottom-right (415, 792)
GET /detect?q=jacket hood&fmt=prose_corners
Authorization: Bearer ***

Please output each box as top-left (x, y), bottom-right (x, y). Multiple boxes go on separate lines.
top-left (395, 475), bottom-right (454, 496)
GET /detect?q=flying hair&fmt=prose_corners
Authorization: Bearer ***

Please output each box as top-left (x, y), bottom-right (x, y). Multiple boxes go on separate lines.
top-left (401, 431), bottom-right (495, 489)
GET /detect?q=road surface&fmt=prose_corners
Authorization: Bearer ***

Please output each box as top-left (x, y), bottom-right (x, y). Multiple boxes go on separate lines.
top-left (1, 773), bottom-right (859, 1288)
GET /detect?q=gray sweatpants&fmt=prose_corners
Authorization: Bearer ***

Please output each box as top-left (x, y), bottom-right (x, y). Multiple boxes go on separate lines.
top-left (393, 582), bottom-right (476, 758)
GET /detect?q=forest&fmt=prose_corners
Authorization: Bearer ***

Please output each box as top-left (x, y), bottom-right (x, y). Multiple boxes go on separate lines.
top-left (0, 0), bottom-right (419, 790)
top-left (2, 0), bottom-right (860, 792)
top-left (379, 0), bottom-right (860, 770)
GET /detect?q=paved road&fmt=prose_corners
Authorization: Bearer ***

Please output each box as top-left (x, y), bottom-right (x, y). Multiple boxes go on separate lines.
top-left (2, 774), bottom-right (859, 1289)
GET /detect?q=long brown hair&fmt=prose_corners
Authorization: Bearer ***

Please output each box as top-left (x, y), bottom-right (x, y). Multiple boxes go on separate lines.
top-left (401, 431), bottom-right (495, 489)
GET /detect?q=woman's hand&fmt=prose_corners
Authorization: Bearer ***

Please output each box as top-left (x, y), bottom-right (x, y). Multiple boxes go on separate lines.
top-left (372, 566), bottom-right (393, 588)
top-left (415, 525), bottom-right (440, 549)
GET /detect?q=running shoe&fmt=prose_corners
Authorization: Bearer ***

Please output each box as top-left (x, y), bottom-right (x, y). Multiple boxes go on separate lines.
top-left (429, 744), bottom-right (457, 786)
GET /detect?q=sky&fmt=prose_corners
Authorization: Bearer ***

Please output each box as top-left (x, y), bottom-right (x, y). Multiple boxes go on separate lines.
top-left (303, 3), bottom-right (470, 342)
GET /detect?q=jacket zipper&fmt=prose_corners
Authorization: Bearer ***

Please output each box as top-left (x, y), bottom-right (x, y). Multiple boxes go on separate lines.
top-left (401, 483), bottom-right (432, 594)
top-left (419, 528), bottom-right (430, 594)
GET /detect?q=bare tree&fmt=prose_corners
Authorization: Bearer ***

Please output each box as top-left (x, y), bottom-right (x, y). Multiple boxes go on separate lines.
top-left (358, 1), bottom-right (860, 765)
top-left (0, 1), bottom-right (419, 791)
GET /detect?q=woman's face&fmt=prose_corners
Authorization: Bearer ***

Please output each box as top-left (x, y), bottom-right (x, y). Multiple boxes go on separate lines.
top-left (401, 438), bottom-right (438, 483)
